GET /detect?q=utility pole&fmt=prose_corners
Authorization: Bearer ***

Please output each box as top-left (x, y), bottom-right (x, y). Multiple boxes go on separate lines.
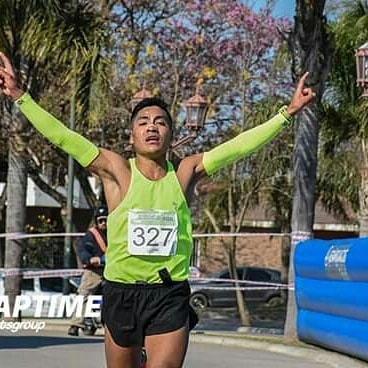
top-left (63, 57), bottom-right (76, 294)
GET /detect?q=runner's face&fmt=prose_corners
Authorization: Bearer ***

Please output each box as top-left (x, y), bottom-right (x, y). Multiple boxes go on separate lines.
top-left (130, 106), bottom-right (172, 157)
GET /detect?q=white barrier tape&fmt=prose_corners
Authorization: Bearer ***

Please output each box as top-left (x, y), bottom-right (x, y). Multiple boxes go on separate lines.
top-left (0, 232), bottom-right (23, 239)
top-left (0, 231), bottom-right (290, 240)
top-left (0, 268), bottom-right (293, 289)
top-left (193, 232), bottom-right (290, 238)
top-left (193, 277), bottom-right (290, 289)
top-left (0, 268), bottom-right (198, 280)
top-left (0, 232), bottom-right (84, 240)
top-left (0, 270), bottom-right (295, 291)
top-left (190, 285), bottom-right (294, 291)
top-left (291, 231), bottom-right (312, 243)
top-left (0, 268), bottom-right (83, 278)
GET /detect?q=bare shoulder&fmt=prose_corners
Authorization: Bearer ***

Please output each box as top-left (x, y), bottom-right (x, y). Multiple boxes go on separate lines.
top-left (89, 148), bottom-right (130, 180)
top-left (176, 153), bottom-right (206, 188)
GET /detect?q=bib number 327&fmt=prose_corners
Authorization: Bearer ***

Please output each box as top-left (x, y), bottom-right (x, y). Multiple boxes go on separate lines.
top-left (128, 209), bottom-right (178, 256)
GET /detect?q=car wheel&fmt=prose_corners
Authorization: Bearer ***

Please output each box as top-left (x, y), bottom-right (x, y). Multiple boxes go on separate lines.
top-left (189, 293), bottom-right (209, 310)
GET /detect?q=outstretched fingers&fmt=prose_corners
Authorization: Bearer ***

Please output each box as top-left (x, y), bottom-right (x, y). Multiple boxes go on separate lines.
top-left (0, 67), bottom-right (9, 94)
top-left (296, 72), bottom-right (309, 94)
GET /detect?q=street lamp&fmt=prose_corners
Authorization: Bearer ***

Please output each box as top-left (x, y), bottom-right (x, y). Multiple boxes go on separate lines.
top-left (171, 86), bottom-right (209, 150)
top-left (183, 86), bottom-right (209, 131)
top-left (355, 41), bottom-right (368, 236)
top-left (356, 42), bottom-right (368, 97)
top-left (131, 86), bottom-right (209, 150)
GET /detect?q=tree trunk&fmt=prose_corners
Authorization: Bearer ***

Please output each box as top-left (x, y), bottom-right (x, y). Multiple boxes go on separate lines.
top-left (4, 139), bottom-right (28, 320)
top-left (0, 184), bottom-right (7, 267)
top-left (228, 237), bottom-right (250, 326)
top-left (359, 141), bottom-right (368, 237)
top-left (285, 0), bottom-right (331, 338)
top-left (227, 163), bottom-right (251, 326)
top-left (280, 233), bottom-right (290, 301)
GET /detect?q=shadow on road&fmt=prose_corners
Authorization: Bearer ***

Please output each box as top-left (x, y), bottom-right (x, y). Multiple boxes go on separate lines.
top-left (0, 334), bottom-right (103, 350)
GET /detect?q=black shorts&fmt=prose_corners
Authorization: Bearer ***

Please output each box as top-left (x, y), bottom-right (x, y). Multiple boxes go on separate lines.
top-left (102, 279), bottom-right (198, 347)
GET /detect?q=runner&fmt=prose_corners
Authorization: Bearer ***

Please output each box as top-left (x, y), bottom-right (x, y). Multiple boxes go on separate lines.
top-left (0, 52), bottom-right (315, 368)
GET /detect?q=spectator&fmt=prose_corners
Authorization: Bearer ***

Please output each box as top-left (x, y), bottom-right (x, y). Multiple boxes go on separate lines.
top-left (68, 206), bottom-right (107, 336)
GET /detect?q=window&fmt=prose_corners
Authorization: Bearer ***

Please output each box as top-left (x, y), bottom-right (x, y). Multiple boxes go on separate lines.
top-left (219, 271), bottom-right (231, 279)
top-left (246, 269), bottom-right (272, 282)
top-left (219, 269), bottom-right (244, 280)
top-left (40, 277), bottom-right (63, 292)
top-left (21, 279), bottom-right (34, 291)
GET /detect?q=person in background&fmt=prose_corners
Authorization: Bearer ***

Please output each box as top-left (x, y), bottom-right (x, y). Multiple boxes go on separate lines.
top-left (68, 206), bottom-right (108, 336)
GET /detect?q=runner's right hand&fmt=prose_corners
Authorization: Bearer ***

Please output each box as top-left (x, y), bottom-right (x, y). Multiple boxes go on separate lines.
top-left (0, 52), bottom-right (25, 100)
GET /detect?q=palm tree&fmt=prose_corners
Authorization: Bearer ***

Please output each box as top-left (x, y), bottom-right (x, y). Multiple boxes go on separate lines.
top-left (324, 0), bottom-right (368, 236)
top-left (284, 0), bottom-right (331, 338)
top-left (0, 0), bottom-right (110, 318)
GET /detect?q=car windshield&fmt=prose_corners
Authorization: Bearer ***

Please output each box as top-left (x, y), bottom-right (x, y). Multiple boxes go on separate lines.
top-left (208, 267), bottom-right (282, 282)
top-left (40, 277), bottom-right (79, 293)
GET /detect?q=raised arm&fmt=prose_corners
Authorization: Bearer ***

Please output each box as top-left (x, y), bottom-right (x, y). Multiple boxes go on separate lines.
top-left (0, 52), bottom-right (102, 168)
top-left (181, 72), bottom-right (315, 178)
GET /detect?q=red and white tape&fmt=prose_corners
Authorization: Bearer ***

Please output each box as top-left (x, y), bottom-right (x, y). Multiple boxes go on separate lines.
top-left (0, 268), bottom-right (83, 278)
top-left (0, 231), bottom-right (291, 240)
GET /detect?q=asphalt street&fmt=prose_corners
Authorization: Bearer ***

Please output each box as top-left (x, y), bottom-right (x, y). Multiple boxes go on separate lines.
top-left (0, 329), bottom-right (332, 368)
top-left (0, 309), bottom-right (366, 368)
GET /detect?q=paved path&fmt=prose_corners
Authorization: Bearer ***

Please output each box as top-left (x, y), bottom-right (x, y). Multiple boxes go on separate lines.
top-left (1, 315), bottom-right (367, 368)
top-left (1, 329), bottom-right (364, 368)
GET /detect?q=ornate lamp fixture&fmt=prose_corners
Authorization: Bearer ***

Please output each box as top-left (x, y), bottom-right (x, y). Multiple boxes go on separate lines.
top-left (184, 86), bottom-right (209, 131)
top-left (172, 87), bottom-right (209, 150)
top-left (356, 42), bottom-right (368, 98)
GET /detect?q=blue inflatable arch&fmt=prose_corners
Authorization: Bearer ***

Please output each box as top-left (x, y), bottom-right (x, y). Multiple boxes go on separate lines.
top-left (295, 237), bottom-right (368, 361)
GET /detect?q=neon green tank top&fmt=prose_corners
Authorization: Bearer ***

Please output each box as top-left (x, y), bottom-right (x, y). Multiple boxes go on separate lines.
top-left (104, 158), bottom-right (193, 283)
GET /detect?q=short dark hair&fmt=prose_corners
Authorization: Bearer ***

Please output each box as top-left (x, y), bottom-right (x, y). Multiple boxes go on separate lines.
top-left (130, 97), bottom-right (173, 130)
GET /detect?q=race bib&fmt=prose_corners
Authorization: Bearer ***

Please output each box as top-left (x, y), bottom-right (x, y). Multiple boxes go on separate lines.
top-left (128, 209), bottom-right (178, 256)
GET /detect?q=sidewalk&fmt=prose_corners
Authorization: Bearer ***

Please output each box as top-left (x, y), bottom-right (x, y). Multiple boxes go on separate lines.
top-left (33, 318), bottom-right (368, 368)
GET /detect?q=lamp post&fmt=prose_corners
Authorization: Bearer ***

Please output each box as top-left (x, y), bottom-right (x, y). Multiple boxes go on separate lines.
top-left (355, 42), bottom-right (368, 236)
top-left (356, 42), bottom-right (368, 97)
top-left (131, 86), bottom-right (209, 151)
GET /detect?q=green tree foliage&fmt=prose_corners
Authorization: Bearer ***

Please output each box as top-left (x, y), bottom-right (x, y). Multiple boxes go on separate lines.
top-left (23, 215), bottom-right (63, 269)
top-left (0, 0), bottom-right (110, 318)
top-left (319, 0), bottom-right (368, 222)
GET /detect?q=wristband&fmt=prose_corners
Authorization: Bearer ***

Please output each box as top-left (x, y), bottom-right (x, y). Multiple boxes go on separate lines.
top-left (278, 105), bottom-right (293, 126)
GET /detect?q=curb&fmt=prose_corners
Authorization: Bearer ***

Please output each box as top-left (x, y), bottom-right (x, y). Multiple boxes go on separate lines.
top-left (190, 331), bottom-right (368, 368)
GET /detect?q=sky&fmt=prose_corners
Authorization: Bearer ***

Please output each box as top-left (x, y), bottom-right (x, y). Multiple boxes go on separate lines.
top-left (256, 0), bottom-right (340, 21)
top-left (254, 0), bottom-right (296, 18)
top-left (273, 0), bottom-right (296, 18)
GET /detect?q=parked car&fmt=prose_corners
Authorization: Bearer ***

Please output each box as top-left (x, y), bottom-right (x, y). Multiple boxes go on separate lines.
top-left (189, 266), bottom-right (284, 310)
top-left (0, 274), bottom-right (80, 317)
